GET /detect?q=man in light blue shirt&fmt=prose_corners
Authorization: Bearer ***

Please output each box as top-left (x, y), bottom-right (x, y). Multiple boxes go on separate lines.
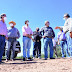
top-left (57, 28), bottom-right (69, 58)
top-left (6, 21), bottom-right (20, 62)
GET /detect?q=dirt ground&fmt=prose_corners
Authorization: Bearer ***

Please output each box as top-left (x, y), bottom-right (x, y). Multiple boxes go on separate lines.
top-left (0, 58), bottom-right (72, 72)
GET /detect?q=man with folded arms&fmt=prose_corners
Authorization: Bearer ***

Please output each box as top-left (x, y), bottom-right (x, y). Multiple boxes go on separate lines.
top-left (22, 20), bottom-right (33, 61)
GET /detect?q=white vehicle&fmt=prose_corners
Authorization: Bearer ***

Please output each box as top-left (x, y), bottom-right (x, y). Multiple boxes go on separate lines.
top-left (3, 41), bottom-right (21, 58)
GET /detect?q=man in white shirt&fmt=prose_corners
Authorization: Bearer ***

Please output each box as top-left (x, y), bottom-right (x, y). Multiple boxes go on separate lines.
top-left (55, 13), bottom-right (72, 35)
top-left (55, 13), bottom-right (72, 57)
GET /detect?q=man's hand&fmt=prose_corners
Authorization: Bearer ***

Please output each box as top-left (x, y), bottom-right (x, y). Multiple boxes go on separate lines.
top-left (42, 36), bottom-right (45, 38)
top-left (70, 32), bottom-right (72, 38)
top-left (5, 37), bottom-right (8, 40)
top-left (16, 37), bottom-right (19, 39)
top-left (55, 26), bottom-right (61, 29)
top-left (58, 41), bottom-right (60, 45)
top-left (28, 35), bottom-right (32, 39)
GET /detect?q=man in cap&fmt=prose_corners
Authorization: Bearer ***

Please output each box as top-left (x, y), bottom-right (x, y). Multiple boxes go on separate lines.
top-left (22, 20), bottom-right (33, 61)
top-left (55, 13), bottom-right (72, 36)
top-left (55, 13), bottom-right (72, 57)
top-left (0, 13), bottom-right (8, 63)
top-left (6, 21), bottom-right (20, 62)
top-left (40, 21), bottom-right (55, 60)
top-left (33, 27), bottom-right (42, 59)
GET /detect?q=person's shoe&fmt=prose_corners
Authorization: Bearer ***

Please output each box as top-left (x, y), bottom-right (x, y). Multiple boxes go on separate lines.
top-left (0, 61), bottom-right (5, 64)
top-left (27, 57), bottom-right (32, 60)
top-left (11, 59), bottom-right (14, 61)
top-left (44, 58), bottom-right (47, 60)
top-left (6, 59), bottom-right (8, 62)
top-left (62, 55), bottom-right (65, 58)
top-left (23, 57), bottom-right (26, 61)
top-left (62, 56), bottom-right (65, 58)
top-left (38, 57), bottom-right (41, 59)
top-left (50, 57), bottom-right (55, 59)
top-left (33, 57), bottom-right (35, 59)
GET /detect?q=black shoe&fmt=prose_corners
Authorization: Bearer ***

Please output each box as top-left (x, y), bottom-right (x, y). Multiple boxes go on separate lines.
top-left (0, 61), bottom-right (5, 64)
top-left (50, 57), bottom-right (55, 59)
top-left (44, 58), bottom-right (47, 60)
top-left (23, 57), bottom-right (26, 61)
top-left (27, 57), bottom-right (32, 60)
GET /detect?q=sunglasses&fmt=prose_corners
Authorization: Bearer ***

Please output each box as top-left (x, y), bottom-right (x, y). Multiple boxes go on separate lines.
top-left (2, 14), bottom-right (6, 17)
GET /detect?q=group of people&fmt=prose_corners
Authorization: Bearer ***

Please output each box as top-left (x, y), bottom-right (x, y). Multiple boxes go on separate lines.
top-left (0, 13), bottom-right (72, 63)
top-left (0, 13), bottom-right (20, 63)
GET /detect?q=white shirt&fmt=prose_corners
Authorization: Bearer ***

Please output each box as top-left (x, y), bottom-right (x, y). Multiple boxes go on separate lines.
top-left (69, 26), bottom-right (72, 32)
top-left (63, 18), bottom-right (72, 33)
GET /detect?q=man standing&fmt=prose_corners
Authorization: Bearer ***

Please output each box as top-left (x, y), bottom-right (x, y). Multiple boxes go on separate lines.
top-left (0, 13), bottom-right (8, 63)
top-left (55, 13), bottom-right (72, 57)
top-left (40, 21), bottom-right (55, 60)
top-left (57, 28), bottom-right (69, 58)
top-left (33, 27), bottom-right (42, 59)
top-left (6, 21), bottom-right (20, 62)
top-left (22, 20), bottom-right (33, 61)
top-left (55, 13), bottom-right (72, 37)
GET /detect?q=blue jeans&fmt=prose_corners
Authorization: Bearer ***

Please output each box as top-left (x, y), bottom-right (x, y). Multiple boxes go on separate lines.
top-left (60, 40), bottom-right (69, 57)
top-left (6, 38), bottom-right (16, 59)
top-left (44, 38), bottom-right (53, 59)
top-left (68, 37), bottom-right (72, 57)
top-left (0, 35), bottom-right (5, 62)
top-left (33, 41), bottom-right (41, 57)
top-left (23, 37), bottom-right (31, 58)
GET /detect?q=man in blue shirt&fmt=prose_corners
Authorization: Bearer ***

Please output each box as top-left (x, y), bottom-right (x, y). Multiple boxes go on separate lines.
top-left (6, 21), bottom-right (20, 62)
top-left (40, 21), bottom-right (55, 60)
top-left (57, 28), bottom-right (69, 58)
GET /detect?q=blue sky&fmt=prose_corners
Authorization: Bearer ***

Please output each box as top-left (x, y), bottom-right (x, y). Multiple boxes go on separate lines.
top-left (0, 0), bottom-right (72, 56)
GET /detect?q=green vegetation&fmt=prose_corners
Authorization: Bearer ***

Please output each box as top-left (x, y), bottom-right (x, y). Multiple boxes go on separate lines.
top-left (2, 45), bottom-right (63, 59)
top-left (15, 45), bottom-right (62, 59)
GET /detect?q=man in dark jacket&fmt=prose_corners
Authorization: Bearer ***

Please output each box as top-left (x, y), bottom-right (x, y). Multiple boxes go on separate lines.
top-left (33, 27), bottom-right (42, 59)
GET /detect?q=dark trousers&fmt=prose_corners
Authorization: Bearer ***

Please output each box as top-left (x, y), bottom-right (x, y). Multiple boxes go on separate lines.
top-left (0, 36), bottom-right (5, 62)
top-left (33, 41), bottom-right (41, 57)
